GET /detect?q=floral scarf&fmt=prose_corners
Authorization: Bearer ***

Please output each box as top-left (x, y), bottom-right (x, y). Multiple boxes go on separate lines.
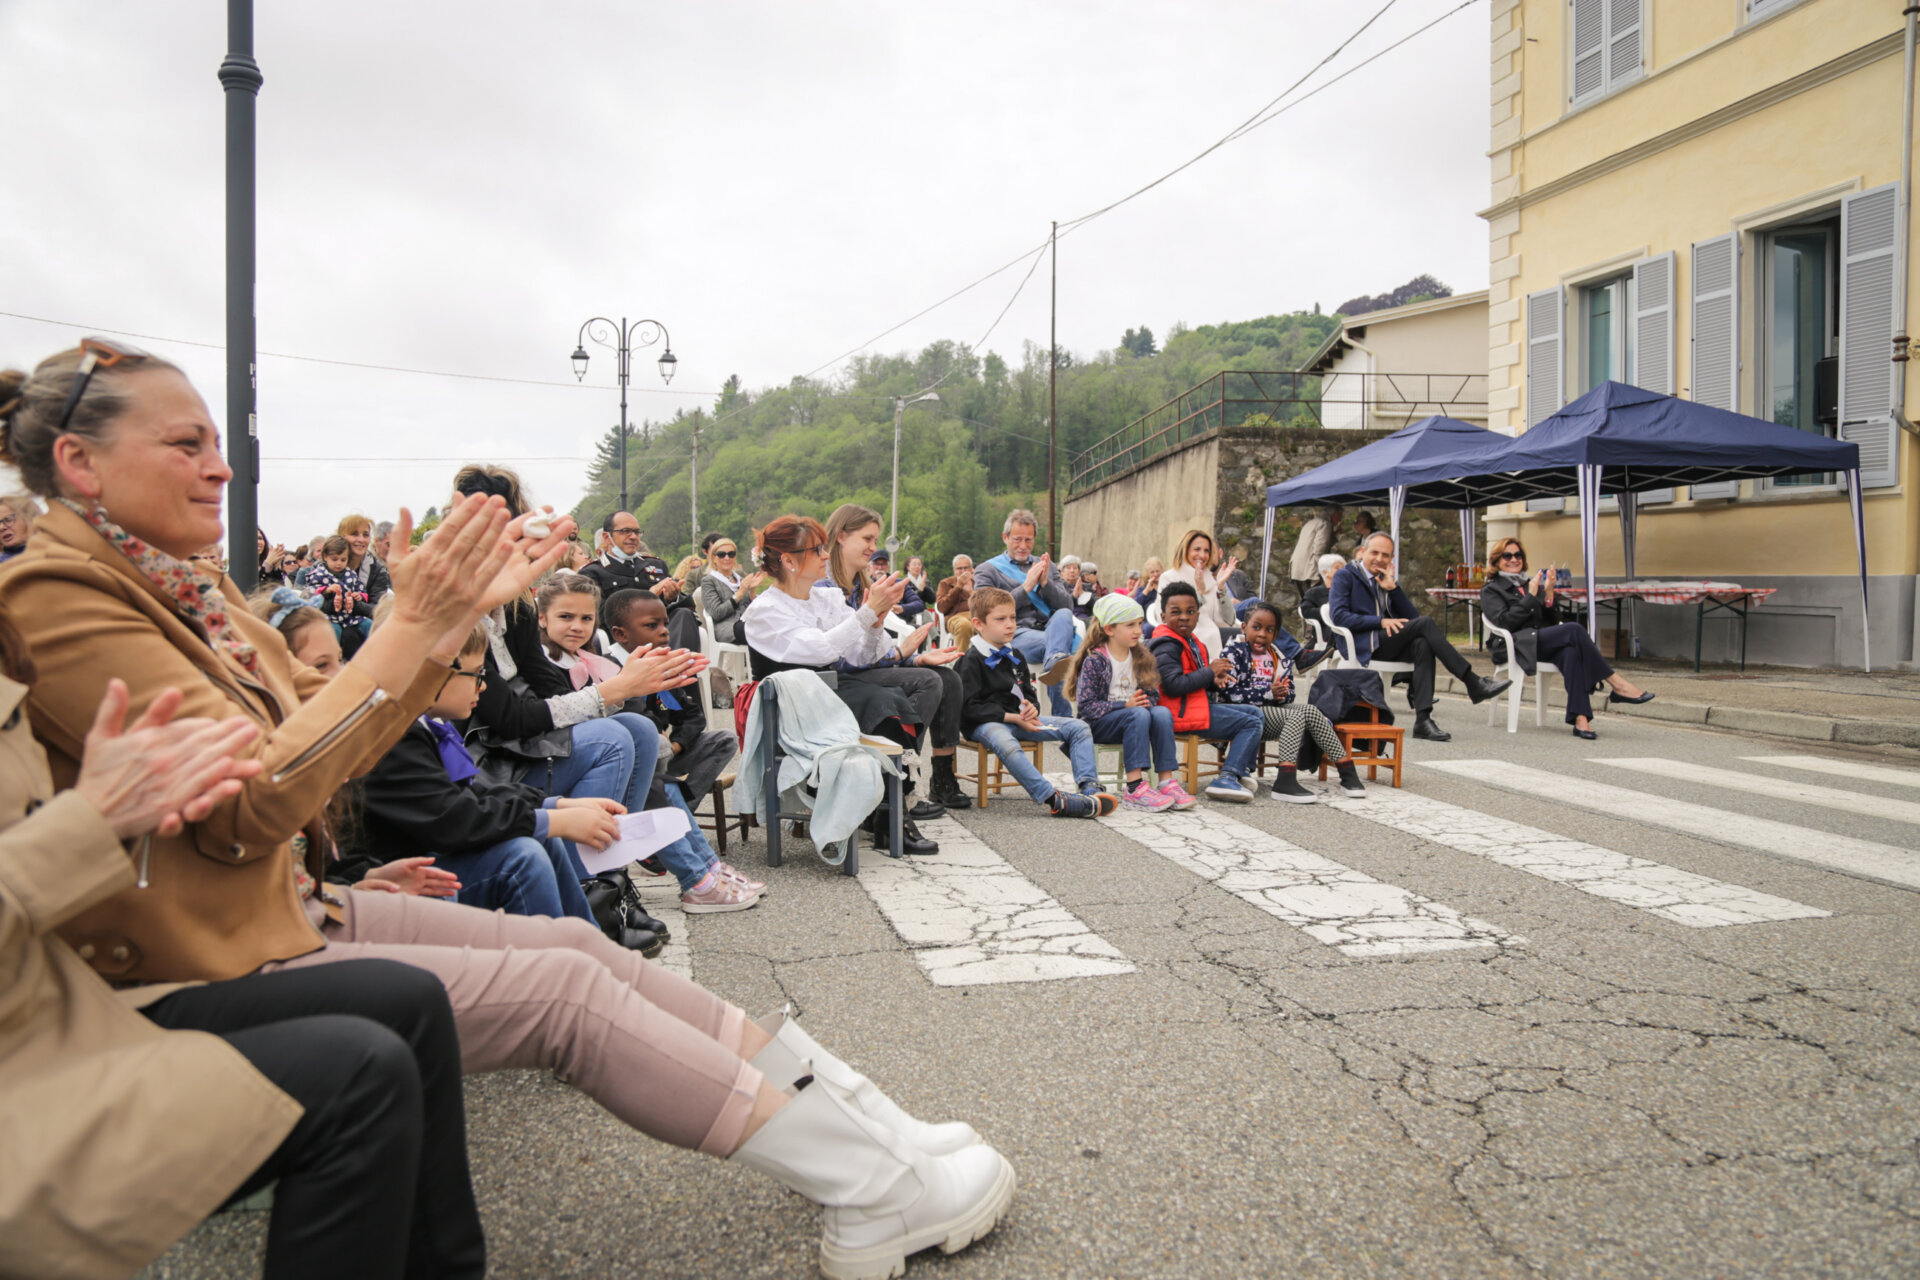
top-left (60, 498), bottom-right (259, 673)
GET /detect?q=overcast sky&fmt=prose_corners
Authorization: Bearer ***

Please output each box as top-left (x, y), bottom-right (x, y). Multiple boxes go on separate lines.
top-left (1, 0), bottom-right (1491, 543)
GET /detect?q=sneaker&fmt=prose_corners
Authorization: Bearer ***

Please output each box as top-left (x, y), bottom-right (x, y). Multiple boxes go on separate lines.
top-left (1035, 652), bottom-right (1073, 687)
top-left (635, 856), bottom-right (668, 878)
top-left (1269, 770), bottom-right (1317, 804)
top-left (681, 875), bottom-right (762, 914)
top-left (1157, 779), bottom-right (1199, 810)
top-left (1120, 782), bottom-right (1175, 812)
top-left (1087, 791), bottom-right (1120, 817)
top-left (1048, 792), bottom-right (1098, 819)
top-left (1203, 775), bottom-right (1255, 803)
top-left (717, 861), bottom-right (766, 896)
top-left (1334, 763), bottom-right (1367, 798)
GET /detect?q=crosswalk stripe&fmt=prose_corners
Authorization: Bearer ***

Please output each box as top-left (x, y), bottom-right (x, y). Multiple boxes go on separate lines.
top-left (1420, 760), bottom-right (1920, 893)
top-left (856, 812), bottom-right (1135, 987)
top-left (1595, 757), bottom-right (1920, 827)
top-left (1312, 782), bottom-right (1828, 928)
top-left (1064, 776), bottom-right (1518, 957)
top-left (1742, 754), bottom-right (1920, 791)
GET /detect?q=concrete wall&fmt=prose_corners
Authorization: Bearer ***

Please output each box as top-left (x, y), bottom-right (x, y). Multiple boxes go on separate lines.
top-left (1064, 424), bottom-right (1470, 627)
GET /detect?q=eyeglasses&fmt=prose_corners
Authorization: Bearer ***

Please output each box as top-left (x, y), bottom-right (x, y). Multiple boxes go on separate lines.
top-left (611, 526), bottom-right (641, 538)
top-left (712, 549), bottom-right (737, 559)
top-left (56, 337), bottom-right (150, 434)
top-left (0, 515), bottom-right (17, 529)
top-left (1496, 551), bottom-right (1526, 562)
top-left (445, 665), bottom-right (487, 688)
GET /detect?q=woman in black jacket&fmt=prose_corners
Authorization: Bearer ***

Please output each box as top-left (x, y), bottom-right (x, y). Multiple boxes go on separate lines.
top-left (1479, 537), bottom-right (1652, 739)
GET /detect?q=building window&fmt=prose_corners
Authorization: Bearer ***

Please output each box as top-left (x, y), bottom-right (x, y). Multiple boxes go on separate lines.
top-left (1749, 0), bottom-right (1809, 19)
top-left (1580, 274), bottom-right (1635, 391)
top-left (1760, 218), bottom-right (1839, 487)
top-left (1570, 0), bottom-right (1644, 107)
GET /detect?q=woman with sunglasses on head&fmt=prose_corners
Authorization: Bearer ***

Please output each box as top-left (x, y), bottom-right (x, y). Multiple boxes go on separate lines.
top-left (1479, 536), bottom-right (1653, 740)
top-left (0, 344), bottom-right (1013, 1279)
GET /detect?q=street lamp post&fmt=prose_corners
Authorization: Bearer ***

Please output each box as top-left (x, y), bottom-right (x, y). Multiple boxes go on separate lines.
top-left (570, 316), bottom-right (676, 514)
top-left (220, 0), bottom-right (263, 591)
top-left (889, 391), bottom-right (940, 552)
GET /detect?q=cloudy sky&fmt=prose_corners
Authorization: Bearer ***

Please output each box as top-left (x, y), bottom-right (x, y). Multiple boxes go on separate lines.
top-left (1, 0), bottom-right (1491, 544)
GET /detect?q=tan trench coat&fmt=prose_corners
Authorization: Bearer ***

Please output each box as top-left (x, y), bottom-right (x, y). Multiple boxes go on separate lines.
top-left (0, 673), bottom-right (302, 1280)
top-left (0, 503), bottom-right (449, 985)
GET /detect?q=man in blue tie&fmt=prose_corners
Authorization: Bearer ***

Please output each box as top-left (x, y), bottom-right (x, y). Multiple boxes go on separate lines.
top-left (971, 509), bottom-right (1080, 715)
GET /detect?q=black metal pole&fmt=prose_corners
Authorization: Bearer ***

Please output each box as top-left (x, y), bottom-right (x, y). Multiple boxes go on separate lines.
top-left (1048, 220), bottom-right (1058, 557)
top-left (220, 0), bottom-right (262, 590)
top-left (618, 317), bottom-right (631, 514)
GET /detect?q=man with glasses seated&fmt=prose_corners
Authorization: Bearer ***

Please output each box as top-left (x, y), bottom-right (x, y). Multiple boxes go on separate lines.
top-left (0, 495), bottom-right (35, 563)
top-left (582, 510), bottom-right (700, 652)
top-left (1328, 532), bottom-right (1512, 742)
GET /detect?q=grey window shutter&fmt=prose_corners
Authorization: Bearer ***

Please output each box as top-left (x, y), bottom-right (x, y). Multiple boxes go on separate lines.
top-left (1526, 287), bottom-right (1568, 510)
top-left (1629, 252), bottom-right (1676, 503)
top-left (1606, 0), bottom-right (1644, 92)
top-left (1689, 234), bottom-right (1741, 500)
top-left (1571, 0), bottom-right (1606, 104)
top-left (1838, 184), bottom-right (1900, 489)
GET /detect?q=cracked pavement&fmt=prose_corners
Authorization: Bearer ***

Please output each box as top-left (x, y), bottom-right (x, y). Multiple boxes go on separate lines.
top-left (142, 708), bottom-right (1920, 1279)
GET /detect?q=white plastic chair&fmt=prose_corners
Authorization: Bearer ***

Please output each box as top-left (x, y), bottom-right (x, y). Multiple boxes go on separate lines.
top-left (1482, 619), bottom-right (1558, 733)
top-left (695, 596), bottom-right (751, 708)
top-left (1302, 616), bottom-right (1334, 667)
top-left (1319, 604), bottom-right (1416, 684)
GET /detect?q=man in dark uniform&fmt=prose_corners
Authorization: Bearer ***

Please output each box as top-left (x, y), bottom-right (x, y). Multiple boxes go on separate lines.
top-left (581, 511), bottom-right (700, 652)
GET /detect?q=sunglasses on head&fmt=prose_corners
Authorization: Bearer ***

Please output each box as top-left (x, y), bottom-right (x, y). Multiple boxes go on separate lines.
top-left (456, 474), bottom-right (516, 501)
top-left (56, 337), bottom-right (152, 434)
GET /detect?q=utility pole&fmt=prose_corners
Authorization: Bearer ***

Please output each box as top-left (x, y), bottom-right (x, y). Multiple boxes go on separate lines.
top-left (220, 0), bottom-right (262, 590)
top-left (889, 391), bottom-right (940, 552)
top-left (689, 414), bottom-right (700, 551)
top-left (1048, 219), bottom-right (1059, 557)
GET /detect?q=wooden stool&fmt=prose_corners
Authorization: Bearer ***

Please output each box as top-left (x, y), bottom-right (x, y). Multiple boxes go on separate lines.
top-left (698, 770), bottom-right (754, 853)
top-left (959, 737), bottom-right (1046, 809)
top-left (1176, 735), bottom-right (1226, 794)
top-left (1319, 704), bottom-right (1405, 788)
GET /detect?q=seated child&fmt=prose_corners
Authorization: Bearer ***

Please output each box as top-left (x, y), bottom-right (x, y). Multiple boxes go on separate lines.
top-left (352, 621), bottom-right (621, 928)
top-left (1147, 582), bottom-right (1265, 804)
top-left (1217, 600), bottom-right (1367, 802)
top-left (605, 587), bottom-right (741, 820)
top-left (956, 587), bottom-right (1117, 819)
top-left (538, 573), bottom-right (762, 914)
top-left (1069, 593), bottom-right (1180, 812)
top-left (304, 534), bottom-right (373, 651)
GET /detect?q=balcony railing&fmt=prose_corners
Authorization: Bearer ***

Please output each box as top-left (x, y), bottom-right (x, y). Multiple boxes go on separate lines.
top-left (1068, 370), bottom-right (1488, 493)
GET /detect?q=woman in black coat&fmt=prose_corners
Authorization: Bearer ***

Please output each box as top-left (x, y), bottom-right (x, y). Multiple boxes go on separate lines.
top-left (1479, 537), bottom-right (1652, 739)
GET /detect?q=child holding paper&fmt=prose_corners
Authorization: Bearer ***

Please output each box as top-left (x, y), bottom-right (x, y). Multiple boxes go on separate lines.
top-left (352, 622), bottom-right (620, 929)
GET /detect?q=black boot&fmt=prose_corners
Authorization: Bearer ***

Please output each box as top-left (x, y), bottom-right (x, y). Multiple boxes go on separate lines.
top-left (868, 807), bottom-right (939, 855)
top-left (930, 753), bottom-right (973, 810)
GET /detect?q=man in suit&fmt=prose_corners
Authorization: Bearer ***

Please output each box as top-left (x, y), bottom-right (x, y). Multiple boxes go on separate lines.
top-left (581, 511), bottom-right (700, 652)
top-left (1329, 533), bottom-right (1511, 741)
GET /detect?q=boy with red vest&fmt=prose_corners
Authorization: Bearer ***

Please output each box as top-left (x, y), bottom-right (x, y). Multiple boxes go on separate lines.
top-left (1148, 582), bottom-right (1265, 803)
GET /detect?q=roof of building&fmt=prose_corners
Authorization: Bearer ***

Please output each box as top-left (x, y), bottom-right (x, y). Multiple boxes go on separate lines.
top-left (1301, 288), bottom-right (1490, 374)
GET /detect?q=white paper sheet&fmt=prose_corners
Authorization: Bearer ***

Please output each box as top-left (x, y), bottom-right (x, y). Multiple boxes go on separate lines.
top-left (577, 807), bottom-right (691, 876)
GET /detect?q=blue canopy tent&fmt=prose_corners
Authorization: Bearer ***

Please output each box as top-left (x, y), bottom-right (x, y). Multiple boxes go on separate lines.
top-left (1258, 415), bottom-right (1503, 587)
top-left (1265, 382), bottom-right (1870, 667)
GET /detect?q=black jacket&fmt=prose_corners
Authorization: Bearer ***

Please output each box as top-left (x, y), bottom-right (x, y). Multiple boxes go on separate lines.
top-left (353, 721), bottom-right (548, 865)
top-left (1300, 583), bottom-right (1330, 630)
top-left (1479, 574), bottom-right (1570, 675)
top-left (956, 645), bottom-right (1039, 735)
top-left (580, 554), bottom-right (691, 615)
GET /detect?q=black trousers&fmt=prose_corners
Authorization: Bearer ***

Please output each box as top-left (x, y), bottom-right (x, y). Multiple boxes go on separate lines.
top-left (1535, 621), bottom-right (1615, 723)
top-left (844, 664), bottom-right (962, 750)
top-left (1368, 615), bottom-right (1474, 715)
top-left (142, 959), bottom-right (484, 1280)
top-left (667, 604), bottom-right (702, 654)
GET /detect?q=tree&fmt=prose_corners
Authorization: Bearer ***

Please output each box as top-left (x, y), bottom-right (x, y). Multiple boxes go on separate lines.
top-left (1335, 274), bottom-right (1453, 318)
top-left (1119, 326), bottom-right (1157, 358)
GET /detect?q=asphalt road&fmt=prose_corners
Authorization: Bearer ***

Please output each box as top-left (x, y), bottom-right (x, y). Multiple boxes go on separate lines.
top-left (142, 694), bottom-right (1920, 1280)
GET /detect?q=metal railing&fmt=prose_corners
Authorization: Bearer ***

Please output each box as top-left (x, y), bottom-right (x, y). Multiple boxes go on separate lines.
top-left (1068, 370), bottom-right (1488, 492)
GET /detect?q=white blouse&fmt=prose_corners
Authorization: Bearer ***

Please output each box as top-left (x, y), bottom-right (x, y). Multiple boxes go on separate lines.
top-left (743, 583), bottom-right (893, 668)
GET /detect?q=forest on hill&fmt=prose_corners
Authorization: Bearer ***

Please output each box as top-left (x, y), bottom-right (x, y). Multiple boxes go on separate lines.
top-left (570, 297), bottom-right (1411, 570)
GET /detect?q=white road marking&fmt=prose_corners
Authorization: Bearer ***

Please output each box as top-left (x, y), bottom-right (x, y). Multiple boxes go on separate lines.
top-left (1595, 757), bottom-right (1920, 828)
top-left (1743, 754), bottom-right (1920, 791)
top-left (1313, 783), bottom-right (1827, 928)
top-left (1420, 760), bottom-right (1920, 893)
top-left (856, 813), bottom-right (1135, 987)
top-left (1077, 778), bottom-right (1518, 957)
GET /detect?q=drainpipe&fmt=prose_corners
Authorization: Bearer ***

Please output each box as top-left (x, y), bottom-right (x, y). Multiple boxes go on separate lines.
top-left (1895, 0), bottom-right (1916, 438)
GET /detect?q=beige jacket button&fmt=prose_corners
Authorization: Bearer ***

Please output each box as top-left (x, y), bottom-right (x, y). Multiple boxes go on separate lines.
top-left (111, 945), bottom-right (130, 962)
top-left (231, 843), bottom-right (245, 858)
top-left (77, 944), bottom-right (97, 961)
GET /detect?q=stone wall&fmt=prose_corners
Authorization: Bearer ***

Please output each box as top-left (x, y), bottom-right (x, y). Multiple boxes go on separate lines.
top-left (1066, 424), bottom-right (1469, 628)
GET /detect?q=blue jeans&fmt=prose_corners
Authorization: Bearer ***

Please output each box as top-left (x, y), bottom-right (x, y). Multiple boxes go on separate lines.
top-left (650, 781), bottom-right (721, 893)
top-left (537, 715), bottom-right (662, 881)
top-left (967, 716), bottom-right (1101, 804)
top-left (1012, 610), bottom-right (1079, 715)
top-left (1086, 705), bottom-right (1177, 775)
top-left (1195, 701), bottom-right (1264, 783)
top-left (445, 836), bottom-right (596, 923)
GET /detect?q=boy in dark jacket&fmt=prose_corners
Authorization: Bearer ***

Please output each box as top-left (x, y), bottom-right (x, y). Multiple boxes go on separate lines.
top-left (353, 624), bottom-right (625, 924)
top-left (1147, 582), bottom-right (1264, 804)
top-left (956, 588), bottom-right (1116, 818)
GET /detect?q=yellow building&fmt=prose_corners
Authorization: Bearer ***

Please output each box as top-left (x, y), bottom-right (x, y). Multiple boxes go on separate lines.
top-left (1484, 0), bottom-right (1916, 668)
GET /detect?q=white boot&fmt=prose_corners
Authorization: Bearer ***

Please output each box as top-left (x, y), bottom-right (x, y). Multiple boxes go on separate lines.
top-left (729, 1074), bottom-right (1016, 1280)
top-left (751, 1009), bottom-right (981, 1156)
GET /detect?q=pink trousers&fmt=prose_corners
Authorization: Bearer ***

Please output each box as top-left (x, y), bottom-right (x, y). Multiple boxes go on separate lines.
top-left (269, 889), bottom-right (761, 1156)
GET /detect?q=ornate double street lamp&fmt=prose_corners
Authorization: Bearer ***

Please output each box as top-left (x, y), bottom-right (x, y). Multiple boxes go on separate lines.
top-left (570, 316), bottom-right (677, 513)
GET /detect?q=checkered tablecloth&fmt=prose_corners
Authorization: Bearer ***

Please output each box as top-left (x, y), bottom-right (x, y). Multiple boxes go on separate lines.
top-left (1427, 582), bottom-right (1777, 607)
